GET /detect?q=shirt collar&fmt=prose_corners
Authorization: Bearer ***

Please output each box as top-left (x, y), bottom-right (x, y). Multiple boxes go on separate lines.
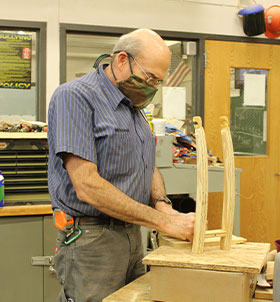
top-left (98, 64), bottom-right (133, 110)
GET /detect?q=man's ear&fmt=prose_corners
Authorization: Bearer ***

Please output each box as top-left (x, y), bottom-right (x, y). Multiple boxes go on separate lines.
top-left (116, 52), bottom-right (128, 71)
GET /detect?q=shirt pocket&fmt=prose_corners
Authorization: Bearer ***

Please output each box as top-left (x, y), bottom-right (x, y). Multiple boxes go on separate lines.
top-left (97, 129), bottom-right (137, 178)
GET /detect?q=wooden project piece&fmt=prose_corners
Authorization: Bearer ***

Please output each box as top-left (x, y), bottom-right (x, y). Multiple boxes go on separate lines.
top-left (158, 232), bottom-right (247, 249)
top-left (192, 116), bottom-right (235, 253)
top-left (192, 116), bottom-right (208, 254)
top-left (220, 116), bottom-right (236, 250)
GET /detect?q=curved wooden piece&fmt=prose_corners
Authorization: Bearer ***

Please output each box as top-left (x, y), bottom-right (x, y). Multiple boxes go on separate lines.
top-left (192, 116), bottom-right (208, 254)
top-left (193, 116), bottom-right (202, 129)
top-left (220, 116), bottom-right (236, 250)
top-left (220, 116), bottom-right (229, 129)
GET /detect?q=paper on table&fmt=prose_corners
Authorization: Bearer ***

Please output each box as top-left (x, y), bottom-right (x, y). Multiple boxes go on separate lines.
top-left (244, 73), bottom-right (266, 107)
top-left (162, 87), bottom-right (186, 120)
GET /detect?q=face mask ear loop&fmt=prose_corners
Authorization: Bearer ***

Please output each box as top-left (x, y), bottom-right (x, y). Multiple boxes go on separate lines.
top-left (110, 62), bottom-right (118, 82)
top-left (93, 54), bottom-right (111, 73)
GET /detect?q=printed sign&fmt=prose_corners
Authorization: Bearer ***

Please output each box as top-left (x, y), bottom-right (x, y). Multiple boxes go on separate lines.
top-left (0, 32), bottom-right (32, 89)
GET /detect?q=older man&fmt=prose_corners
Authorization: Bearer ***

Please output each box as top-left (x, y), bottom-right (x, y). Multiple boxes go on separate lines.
top-left (48, 28), bottom-right (195, 302)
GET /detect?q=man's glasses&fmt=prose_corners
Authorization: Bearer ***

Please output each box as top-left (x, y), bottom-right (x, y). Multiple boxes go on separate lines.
top-left (132, 57), bottom-right (163, 87)
top-left (113, 50), bottom-right (164, 87)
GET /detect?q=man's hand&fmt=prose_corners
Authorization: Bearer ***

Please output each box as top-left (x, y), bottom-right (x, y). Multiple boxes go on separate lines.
top-left (164, 212), bottom-right (196, 242)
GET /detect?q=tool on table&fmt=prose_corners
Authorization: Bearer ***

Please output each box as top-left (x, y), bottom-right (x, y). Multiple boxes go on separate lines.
top-left (53, 208), bottom-right (82, 245)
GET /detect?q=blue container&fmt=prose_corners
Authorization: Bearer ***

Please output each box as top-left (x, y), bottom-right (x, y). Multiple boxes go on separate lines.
top-left (0, 171), bottom-right (4, 207)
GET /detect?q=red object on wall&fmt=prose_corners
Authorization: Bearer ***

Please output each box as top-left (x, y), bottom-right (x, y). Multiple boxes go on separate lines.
top-left (22, 47), bottom-right (31, 59)
top-left (265, 5), bottom-right (280, 39)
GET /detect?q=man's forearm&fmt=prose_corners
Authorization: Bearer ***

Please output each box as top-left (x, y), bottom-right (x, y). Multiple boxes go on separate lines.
top-left (64, 154), bottom-right (195, 241)
top-left (80, 171), bottom-right (168, 229)
top-left (150, 167), bottom-right (167, 207)
top-left (149, 167), bottom-right (180, 215)
top-left (65, 154), bottom-right (169, 230)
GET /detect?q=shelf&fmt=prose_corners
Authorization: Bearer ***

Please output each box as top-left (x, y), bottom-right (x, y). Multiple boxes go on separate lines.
top-left (0, 132), bottom-right (47, 139)
top-left (0, 204), bottom-right (53, 216)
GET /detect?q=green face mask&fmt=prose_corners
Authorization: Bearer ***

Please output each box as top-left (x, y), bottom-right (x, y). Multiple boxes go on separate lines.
top-left (116, 73), bottom-right (158, 109)
top-left (93, 52), bottom-right (158, 109)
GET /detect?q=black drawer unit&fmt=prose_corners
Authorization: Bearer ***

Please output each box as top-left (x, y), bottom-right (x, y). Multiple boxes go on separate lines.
top-left (0, 133), bottom-right (50, 205)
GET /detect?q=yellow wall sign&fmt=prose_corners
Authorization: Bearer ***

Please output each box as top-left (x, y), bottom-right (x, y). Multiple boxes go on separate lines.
top-left (0, 32), bottom-right (32, 89)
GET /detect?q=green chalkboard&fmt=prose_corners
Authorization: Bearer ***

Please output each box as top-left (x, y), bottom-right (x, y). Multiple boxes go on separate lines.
top-left (230, 68), bottom-right (268, 156)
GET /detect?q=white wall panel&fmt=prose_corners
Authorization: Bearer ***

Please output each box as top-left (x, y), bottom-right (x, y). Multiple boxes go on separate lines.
top-left (0, 0), bottom-right (277, 119)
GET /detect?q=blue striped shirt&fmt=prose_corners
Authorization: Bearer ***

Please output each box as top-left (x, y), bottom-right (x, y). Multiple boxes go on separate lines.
top-left (48, 65), bottom-right (156, 217)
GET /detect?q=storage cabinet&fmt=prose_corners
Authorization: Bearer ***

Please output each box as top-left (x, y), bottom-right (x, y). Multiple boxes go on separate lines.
top-left (0, 215), bottom-right (60, 302)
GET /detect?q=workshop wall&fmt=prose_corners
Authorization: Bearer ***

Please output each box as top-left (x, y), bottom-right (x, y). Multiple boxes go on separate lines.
top-left (0, 0), bottom-right (277, 118)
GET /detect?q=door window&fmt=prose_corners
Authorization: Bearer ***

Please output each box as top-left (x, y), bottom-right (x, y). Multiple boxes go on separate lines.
top-left (230, 68), bottom-right (268, 156)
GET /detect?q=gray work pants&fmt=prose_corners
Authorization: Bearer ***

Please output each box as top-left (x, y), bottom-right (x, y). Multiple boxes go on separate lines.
top-left (54, 219), bottom-right (145, 302)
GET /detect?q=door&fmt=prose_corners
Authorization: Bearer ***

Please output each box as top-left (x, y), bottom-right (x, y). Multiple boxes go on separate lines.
top-left (204, 40), bottom-right (280, 248)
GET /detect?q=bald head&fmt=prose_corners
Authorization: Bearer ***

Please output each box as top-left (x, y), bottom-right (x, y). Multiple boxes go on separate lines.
top-left (115, 28), bottom-right (169, 56)
top-left (112, 28), bottom-right (170, 82)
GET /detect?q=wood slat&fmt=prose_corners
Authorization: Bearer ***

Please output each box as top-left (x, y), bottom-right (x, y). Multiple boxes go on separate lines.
top-left (254, 287), bottom-right (273, 300)
top-left (205, 229), bottom-right (226, 238)
top-left (266, 261), bottom-right (274, 280)
top-left (159, 233), bottom-right (246, 248)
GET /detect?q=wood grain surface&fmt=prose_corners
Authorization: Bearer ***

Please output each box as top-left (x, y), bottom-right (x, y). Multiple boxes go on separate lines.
top-left (103, 273), bottom-right (151, 302)
top-left (103, 272), bottom-right (271, 302)
top-left (192, 116), bottom-right (208, 254)
top-left (254, 287), bottom-right (273, 300)
top-left (158, 233), bottom-right (247, 248)
top-left (0, 205), bottom-right (53, 216)
top-left (266, 261), bottom-right (274, 280)
top-left (143, 242), bottom-right (270, 273)
top-left (220, 117), bottom-right (235, 250)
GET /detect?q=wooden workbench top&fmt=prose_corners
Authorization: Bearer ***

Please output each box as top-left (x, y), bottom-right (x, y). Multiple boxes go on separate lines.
top-left (0, 204), bottom-right (53, 216)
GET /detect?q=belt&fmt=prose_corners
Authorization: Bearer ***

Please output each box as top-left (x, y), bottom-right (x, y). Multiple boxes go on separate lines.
top-left (77, 216), bottom-right (131, 226)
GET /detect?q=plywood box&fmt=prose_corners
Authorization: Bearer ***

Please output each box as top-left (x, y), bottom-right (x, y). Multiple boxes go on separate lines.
top-left (143, 243), bottom-right (270, 302)
top-left (102, 273), bottom-right (272, 302)
top-left (150, 266), bottom-right (250, 302)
